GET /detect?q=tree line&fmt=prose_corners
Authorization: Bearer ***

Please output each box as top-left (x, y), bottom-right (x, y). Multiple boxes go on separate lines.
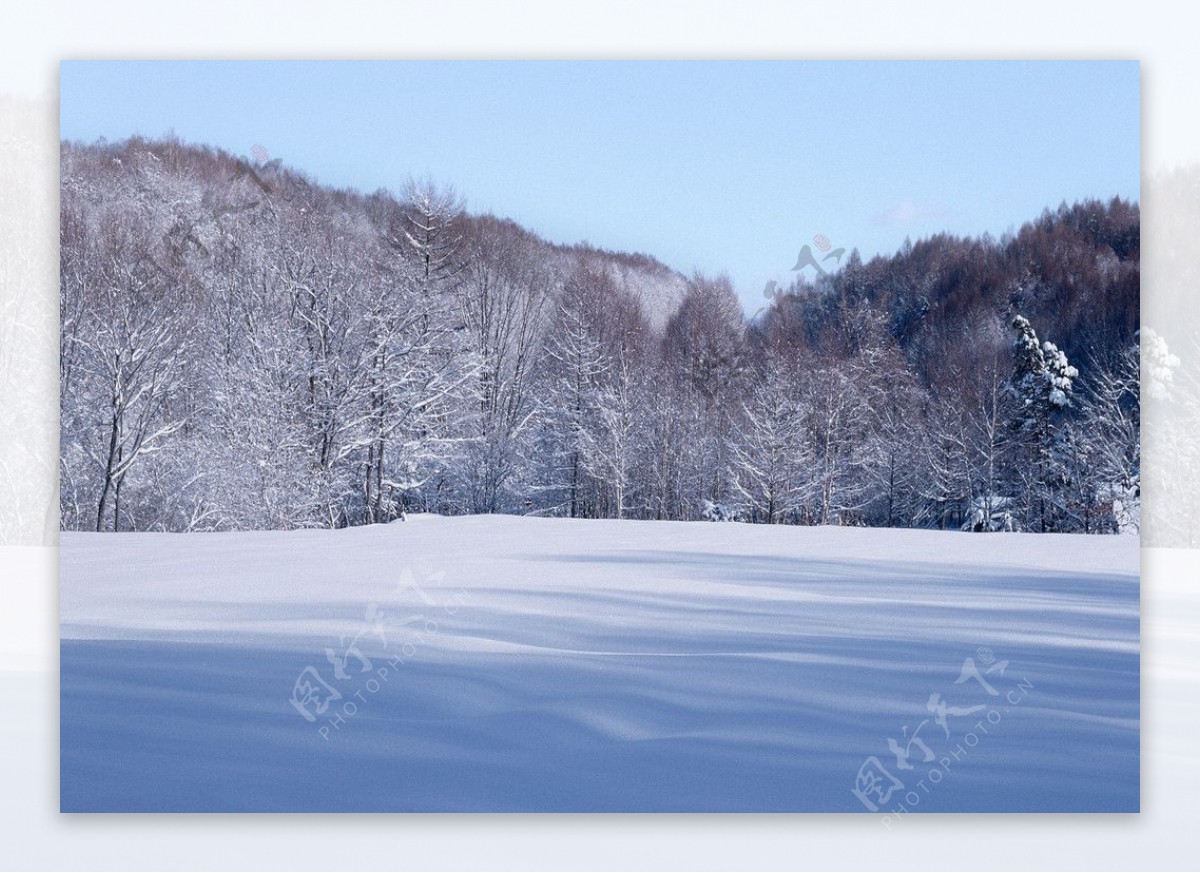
top-left (59, 137), bottom-right (1140, 533)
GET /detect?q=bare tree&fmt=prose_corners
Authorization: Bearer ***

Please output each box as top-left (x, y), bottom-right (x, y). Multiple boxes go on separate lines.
top-left (730, 352), bottom-right (810, 523)
top-left (77, 224), bottom-right (195, 531)
top-left (451, 216), bottom-right (551, 513)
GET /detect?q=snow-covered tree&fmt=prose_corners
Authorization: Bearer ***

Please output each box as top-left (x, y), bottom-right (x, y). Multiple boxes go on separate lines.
top-left (453, 217), bottom-right (551, 514)
top-left (1140, 326), bottom-right (1178, 401)
top-left (803, 360), bottom-right (874, 526)
top-left (729, 354), bottom-right (810, 523)
top-left (57, 138), bottom-right (1139, 535)
top-left (1069, 342), bottom-right (1140, 533)
top-left (72, 221), bottom-right (197, 531)
top-left (544, 260), bottom-right (611, 518)
top-left (585, 343), bottom-right (641, 519)
top-left (663, 274), bottom-right (746, 507)
top-left (921, 393), bottom-right (973, 529)
top-left (858, 339), bottom-right (925, 527)
top-left (1008, 315), bottom-right (1079, 531)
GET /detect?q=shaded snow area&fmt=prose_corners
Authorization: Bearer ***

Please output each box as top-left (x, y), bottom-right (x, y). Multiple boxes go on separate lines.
top-left (60, 516), bottom-right (1139, 812)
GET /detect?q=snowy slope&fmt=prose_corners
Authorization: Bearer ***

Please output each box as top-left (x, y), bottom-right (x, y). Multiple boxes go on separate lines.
top-left (59, 516), bottom-right (1139, 812)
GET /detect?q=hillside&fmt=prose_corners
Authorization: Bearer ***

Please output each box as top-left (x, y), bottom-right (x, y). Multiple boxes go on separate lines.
top-left (60, 136), bottom-right (1139, 534)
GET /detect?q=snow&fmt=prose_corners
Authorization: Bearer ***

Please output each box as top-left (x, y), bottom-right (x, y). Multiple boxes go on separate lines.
top-left (60, 515), bottom-right (1138, 812)
top-left (1141, 326), bottom-right (1180, 400)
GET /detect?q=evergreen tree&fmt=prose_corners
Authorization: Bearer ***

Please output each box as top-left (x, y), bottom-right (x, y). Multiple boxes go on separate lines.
top-left (1008, 315), bottom-right (1078, 531)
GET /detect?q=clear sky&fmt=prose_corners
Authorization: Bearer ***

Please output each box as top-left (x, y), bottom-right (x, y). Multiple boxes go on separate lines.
top-left (60, 60), bottom-right (1140, 312)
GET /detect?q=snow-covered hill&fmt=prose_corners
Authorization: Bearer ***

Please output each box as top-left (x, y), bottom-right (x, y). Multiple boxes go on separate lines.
top-left (60, 516), bottom-right (1139, 812)
top-left (544, 242), bottom-right (690, 334)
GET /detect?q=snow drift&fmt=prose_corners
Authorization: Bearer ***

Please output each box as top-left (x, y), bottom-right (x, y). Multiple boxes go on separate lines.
top-left (60, 515), bottom-right (1139, 812)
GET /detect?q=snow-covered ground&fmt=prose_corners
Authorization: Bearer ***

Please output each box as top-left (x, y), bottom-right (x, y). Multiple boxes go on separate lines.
top-left (59, 516), bottom-right (1139, 812)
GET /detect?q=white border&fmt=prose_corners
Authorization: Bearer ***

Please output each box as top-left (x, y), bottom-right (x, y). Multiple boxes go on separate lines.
top-left (3, 2), bottom-right (1195, 869)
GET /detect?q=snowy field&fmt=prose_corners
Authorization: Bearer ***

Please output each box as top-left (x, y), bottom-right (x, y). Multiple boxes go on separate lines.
top-left (59, 516), bottom-right (1139, 812)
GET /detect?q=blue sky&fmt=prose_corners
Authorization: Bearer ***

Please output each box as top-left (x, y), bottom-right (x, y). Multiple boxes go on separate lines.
top-left (60, 60), bottom-right (1140, 311)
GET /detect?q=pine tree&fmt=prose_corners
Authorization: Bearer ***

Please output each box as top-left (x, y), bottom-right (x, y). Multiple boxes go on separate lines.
top-left (1008, 315), bottom-right (1078, 531)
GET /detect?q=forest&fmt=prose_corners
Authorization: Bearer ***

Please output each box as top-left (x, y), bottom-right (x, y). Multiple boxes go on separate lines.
top-left (59, 137), bottom-right (1141, 533)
